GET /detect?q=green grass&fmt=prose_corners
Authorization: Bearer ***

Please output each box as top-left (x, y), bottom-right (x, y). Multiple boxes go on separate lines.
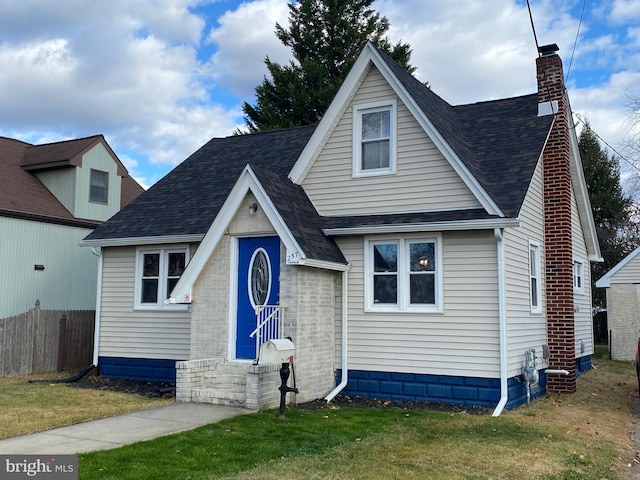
top-left (79, 406), bottom-right (621, 480)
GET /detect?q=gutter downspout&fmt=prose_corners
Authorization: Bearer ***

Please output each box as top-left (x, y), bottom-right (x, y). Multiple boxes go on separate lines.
top-left (91, 247), bottom-right (102, 367)
top-left (325, 262), bottom-right (351, 402)
top-left (492, 229), bottom-right (508, 417)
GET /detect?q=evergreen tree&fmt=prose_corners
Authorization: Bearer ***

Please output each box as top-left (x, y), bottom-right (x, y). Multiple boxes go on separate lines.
top-left (241, 0), bottom-right (414, 133)
top-left (579, 123), bottom-right (633, 306)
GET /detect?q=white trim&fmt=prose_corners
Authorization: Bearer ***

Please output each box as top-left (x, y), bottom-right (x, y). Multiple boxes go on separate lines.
top-left (352, 99), bottom-right (397, 177)
top-left (596, 246), bottom-right (640, 288)
top-left (529, 240), bottom-right (542, 314)
top-left (364, 233), bottom-right (443, 313)
top-left (247, 247), bottom-right (272, 310)
top-left (134, 245), bottom-right (190, 311)
top-left (288, 42), bottom-right (504, 217)
top-left (228, 236), bottom-right (239, 361)
top-left (492, 228), bottom-right (508, 416)
top-left (573, 255), bottom-right (585, 295)
top-left (324, 217), bottom-right (520, 236)
top-left (82, 234), bottom-right (204, 248)
top-left (169, 165), bottom-right (348, 304)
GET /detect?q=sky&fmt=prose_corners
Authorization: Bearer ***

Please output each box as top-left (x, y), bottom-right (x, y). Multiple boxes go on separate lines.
top-left (0, 0), bottom-right (638, 190)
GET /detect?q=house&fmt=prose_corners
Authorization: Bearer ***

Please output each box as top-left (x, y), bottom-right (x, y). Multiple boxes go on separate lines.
top-left (595, 247), bottom-right (640, 360)
top-left (0, 135), bottom-right (143, 319)
top-left (82, 42), bottom-right (600, 414)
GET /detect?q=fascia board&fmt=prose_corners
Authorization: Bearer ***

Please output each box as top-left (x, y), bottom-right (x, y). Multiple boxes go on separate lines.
top-left (170, 165), bottom-right (307, 303)
top-left (567, 108), bottom-right (601, 260)
top-left (81, 234), bottom-right (204, 247)
top-left (595, 245), bottom-right (640, 288)
top-left (323, 217), bottom-right (520, 236)
top-left (301, 258), bottom-right (351, 272)
top-left (289, 44), bottom-right (374, 184)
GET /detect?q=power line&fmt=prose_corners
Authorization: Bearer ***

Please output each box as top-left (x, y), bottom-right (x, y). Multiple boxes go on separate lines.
top-left (565, 0), bottom-right (587, 84)
top-left (575, 112), bottom-right (640, 174)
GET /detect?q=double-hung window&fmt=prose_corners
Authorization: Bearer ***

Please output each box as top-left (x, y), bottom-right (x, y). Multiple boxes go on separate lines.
top-left (529, 241), bottom-right (542, 313)
top-left (353, 100), bottom-right (396, 177)
top-left (135, 246), bottom-right (189, 309)
top-left (573, 257), bottom-right (584, 294)
top-left (89, 169), bottom-right (109, 204)
top-left (366, 235), bottom-right (441, 312)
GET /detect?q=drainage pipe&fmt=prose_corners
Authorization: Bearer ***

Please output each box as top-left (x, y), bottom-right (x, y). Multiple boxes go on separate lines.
top-left (91, 247), bottom-right (103, 367)
top-left (325, 263), bottom-right (351, 402)
top-left (492, 228), bottom-right (508, 417)
top-left (545, 369), bottom-right (570, 375)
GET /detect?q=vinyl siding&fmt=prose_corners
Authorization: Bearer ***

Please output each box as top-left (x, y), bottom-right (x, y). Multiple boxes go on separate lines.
top-left (75, 144), bottom-right (122, 221)
top-left (98, 246), bottom-right (190, 360)
top-left (0, 216), bottom-right (97, 318)
top-left (35, 168), bottom-right (77, 215)
top-left (608, 254), bottom-right (640, 284)
top-left (302, 65), bottom-right (480, 216)
top-left (502, 159), bottom-right (548, 376)
top-left (334, 230), bottom-right (500, 378)
top-left (571, 187), bottom-right (593, 356)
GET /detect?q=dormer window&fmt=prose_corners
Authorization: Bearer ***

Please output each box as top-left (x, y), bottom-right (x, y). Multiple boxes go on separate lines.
top-left (353, 100), bottom-right (397, 177)
top-left (90, 169), bottom-right (109, 204)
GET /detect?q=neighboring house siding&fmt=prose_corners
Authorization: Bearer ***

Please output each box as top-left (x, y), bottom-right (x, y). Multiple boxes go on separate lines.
top-left (301, 65), bottom-right (480, 216)
top-left (503, 159), bottom-right (548, 376)
top-left (608, 254), bottom-right (640, 284)
top-left (0, 216), bottom-right (97, 318)
top-left (335, 230), bottom-right (499, 378)
top-left (75, 144), bottom-right (122, 222)
top-left (35, 168), bottom-right (77, 216)
top-left (607, 283), bottom-right (640, 361)
top-left (98, 246), bottom-right (190, 359)
top-left (571, 187), bottom-right (593, 357)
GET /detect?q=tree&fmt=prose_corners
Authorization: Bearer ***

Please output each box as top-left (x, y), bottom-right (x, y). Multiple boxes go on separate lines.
top-left (579, 123), bottom-right (633, 306)
top-left (241, 0), bottom-right (415, 133)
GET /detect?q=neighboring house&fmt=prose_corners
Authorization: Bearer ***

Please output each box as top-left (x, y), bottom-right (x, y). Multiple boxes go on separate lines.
top-left (83, 42), bottom-right (600, 414)
top-left (0, 135), bottom-right (144, 319)
top-left (595, 247), bottom-right (640, 360)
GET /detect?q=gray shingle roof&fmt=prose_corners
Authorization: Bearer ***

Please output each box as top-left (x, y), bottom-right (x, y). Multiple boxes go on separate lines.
top-left (85, 126), bottom-right (317, 241)
top-left (85, 47), bottom-right (555, 266)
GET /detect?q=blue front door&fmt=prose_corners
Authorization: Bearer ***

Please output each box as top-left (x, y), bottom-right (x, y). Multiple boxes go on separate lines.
top-left (236, 236), bottom-right (280, 359)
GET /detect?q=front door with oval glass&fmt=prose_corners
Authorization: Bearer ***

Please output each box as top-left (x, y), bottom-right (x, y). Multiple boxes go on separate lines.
top-left (236, 236), bottom-right (280, 359)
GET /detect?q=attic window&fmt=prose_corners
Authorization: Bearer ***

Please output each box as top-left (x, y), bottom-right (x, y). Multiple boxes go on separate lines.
top-left (353, 100), bottom-right (397, 177)
top-left (90, 169), bottom-right (109, 204)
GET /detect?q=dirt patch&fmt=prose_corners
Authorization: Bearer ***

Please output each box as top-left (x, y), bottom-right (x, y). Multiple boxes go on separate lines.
top-left (66, 372), bottom-right (175, 399)
top-left (297, 395), bottom-right (490, 415)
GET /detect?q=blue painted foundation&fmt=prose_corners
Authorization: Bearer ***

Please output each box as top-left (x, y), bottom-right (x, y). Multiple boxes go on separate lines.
top-left (99, 357), bottom-right (177, 383)
top-left (337, 355), bottom-right (591, 411)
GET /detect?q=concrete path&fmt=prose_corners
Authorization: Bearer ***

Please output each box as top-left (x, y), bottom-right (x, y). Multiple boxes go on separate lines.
top-left (0, 403), bottom-right (252, 454)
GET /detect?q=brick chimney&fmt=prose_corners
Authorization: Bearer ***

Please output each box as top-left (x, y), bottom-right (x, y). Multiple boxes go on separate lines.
top-left (537, 44), bottom-right (576, 393)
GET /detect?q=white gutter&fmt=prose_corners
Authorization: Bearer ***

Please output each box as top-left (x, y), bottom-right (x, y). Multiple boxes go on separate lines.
top-left (492, 228), bottom-right (508, 417)
top-left (91, 247), bottom-right (102, 366)
top-left (323, 218), bottom-right (520, 236)
top-left (325, 262), bottom-right (351, 402)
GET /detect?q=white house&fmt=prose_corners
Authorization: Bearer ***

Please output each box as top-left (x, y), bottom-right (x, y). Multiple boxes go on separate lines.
top-left (82, 42), bottom-right (600, 414)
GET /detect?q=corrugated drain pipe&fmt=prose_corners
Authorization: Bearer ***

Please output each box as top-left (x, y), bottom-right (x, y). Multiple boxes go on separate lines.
top-left (325, 262), bottom-right (351, 403)
top-left (492, 228), bottom-right (508, 417)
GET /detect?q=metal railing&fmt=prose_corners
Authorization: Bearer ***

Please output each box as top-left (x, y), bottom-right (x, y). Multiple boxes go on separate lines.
top-left (249, 305), bottom-right (284, 358)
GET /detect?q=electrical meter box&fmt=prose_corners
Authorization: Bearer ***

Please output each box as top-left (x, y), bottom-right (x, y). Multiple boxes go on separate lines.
top-left (258, 339), bottom-right (295, 364)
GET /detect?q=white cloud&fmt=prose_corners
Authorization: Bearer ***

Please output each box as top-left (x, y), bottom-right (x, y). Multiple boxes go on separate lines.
top-left (205, 0), bottom-right (292, 99)
top-left (609, 0), bottom-right (640, 25)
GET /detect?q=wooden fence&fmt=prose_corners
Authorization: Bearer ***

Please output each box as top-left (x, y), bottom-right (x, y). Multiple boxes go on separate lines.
top-left (0, 301), bottom-right (95, 377)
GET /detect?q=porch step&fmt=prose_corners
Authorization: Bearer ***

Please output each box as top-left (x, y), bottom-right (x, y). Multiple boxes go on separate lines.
top-left (204, 373), bottom-right (246, 389)
top-left (192, 388), bottom-right (245, 406)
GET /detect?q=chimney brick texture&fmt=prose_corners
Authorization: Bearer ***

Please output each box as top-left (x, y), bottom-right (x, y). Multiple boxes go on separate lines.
top-left (537, 51), bottom-right (577, 393)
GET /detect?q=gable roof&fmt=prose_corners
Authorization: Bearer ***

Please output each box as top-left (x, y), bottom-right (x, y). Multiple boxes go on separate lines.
top-left (0, 135), bottom-right (143, 228)
top-left (289, 42), bottom-right (554, 218)
top-left (595, 246), bottom-right (640, 288)
top-left (84, 126), bottom-right (317, 244)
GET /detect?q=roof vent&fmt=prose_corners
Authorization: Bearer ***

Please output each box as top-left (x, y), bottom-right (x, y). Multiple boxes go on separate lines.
top-left (538, 44), bottom-right (559, 56)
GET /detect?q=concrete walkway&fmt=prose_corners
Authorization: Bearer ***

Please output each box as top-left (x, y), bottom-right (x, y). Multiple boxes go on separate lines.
top-left (0, 403), bottom-right (252, 454)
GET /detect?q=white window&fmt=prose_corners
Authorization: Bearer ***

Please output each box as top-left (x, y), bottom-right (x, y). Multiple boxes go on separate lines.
top-left (573, 257), bottom-right (584, 294)
top-left (135, 246), bottom-right (189, 309)
top-left (353, 100), bottom-right (397, 177)
top-left (89, 169), bottom-right (109, 204)
top-left (529, 241), bottom-right (542, 313)
top-left (365, 235), bottom-right (442, 312)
